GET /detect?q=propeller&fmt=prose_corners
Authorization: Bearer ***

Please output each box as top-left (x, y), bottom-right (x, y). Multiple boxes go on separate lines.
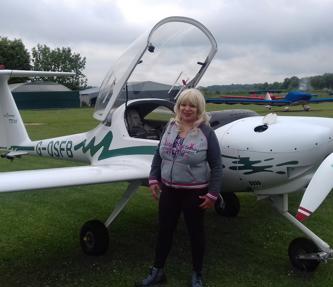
top-left (296, 153), bottom-right (333, 221)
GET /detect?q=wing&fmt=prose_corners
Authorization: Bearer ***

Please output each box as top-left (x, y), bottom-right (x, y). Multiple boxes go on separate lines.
top-left (0, 158), bottom-right (151, 193)
top-left (206, 98), bottom-right (291, 106)
top-left (309, 97), bottom-right (333, 103)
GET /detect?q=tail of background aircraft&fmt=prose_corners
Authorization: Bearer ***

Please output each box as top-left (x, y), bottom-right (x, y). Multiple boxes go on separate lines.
top-left (0, 70), bottom-right (74, 149)
top-left (265, 92), bottom-right (272, 100)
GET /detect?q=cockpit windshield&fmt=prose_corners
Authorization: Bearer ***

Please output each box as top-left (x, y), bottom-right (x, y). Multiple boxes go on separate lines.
top-left (94, 16), bottom-right (217, 122)
top-left (94, 33), bottom-right (148, 121)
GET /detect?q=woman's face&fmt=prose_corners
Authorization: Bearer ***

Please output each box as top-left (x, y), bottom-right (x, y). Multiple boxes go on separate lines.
top-left (179, 101), bottom-right (198, 124)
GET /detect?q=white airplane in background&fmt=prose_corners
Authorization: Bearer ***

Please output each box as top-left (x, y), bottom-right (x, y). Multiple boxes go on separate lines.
top-left (1, 16), bottom-right (333, 272)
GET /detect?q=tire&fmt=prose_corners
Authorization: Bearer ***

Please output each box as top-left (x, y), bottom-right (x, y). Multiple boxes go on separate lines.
top-left (214, 193), bottom-right (240, 217)
top-left (80, 219), bottom-right (109, 256)
top-left (288, 237), bottom-right (320, 272)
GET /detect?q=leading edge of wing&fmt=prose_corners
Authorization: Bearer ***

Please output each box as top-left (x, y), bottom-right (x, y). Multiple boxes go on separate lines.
top-left (0, 160), bottom-right (151, 193)
top-left (309, 97), bottom-right (333, 103)
top-left (206, 98), bottom-right (290, 106)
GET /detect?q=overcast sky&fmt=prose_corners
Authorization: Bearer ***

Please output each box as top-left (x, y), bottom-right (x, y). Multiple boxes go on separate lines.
top-left (1, 0), bottom-right (332, 87)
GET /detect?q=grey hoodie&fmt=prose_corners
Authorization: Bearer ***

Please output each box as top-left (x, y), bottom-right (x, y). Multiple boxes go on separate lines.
top-left (149, 120), bottom-right (222, 200)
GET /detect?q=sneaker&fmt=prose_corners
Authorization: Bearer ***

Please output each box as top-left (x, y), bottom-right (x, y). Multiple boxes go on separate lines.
top-left (135, 267), bottom-right (167, 286)
top-left (191, 272), bottom-right (203, 287)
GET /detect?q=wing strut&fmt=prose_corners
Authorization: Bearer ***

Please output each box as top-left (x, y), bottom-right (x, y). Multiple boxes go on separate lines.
top-left (80, 180), bottom-right (142, 256)
top-left (105, 180), bottom-right (141, 228)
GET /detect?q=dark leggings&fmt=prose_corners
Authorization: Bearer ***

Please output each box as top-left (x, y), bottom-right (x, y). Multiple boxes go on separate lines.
top-left (153, 185), bottom-right (206, 273)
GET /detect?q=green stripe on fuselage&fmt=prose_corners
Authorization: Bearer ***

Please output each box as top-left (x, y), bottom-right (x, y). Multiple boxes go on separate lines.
top-left (98, 146), bottom-right (157, 160)
top-left (74, 131), bottom-right (156, 160)
top-left (10, 146), bottom-right (34, 151)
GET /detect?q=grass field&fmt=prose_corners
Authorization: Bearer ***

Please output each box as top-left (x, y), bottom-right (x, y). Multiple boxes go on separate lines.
top-left (1, 104), bottom-right (333, 287)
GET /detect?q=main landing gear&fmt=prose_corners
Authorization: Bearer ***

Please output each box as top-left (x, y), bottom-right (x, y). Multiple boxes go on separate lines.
top-left (269, 194), bottom-right (333, 272)
top-left (80, 220), bottom-right (109, 256)
top-left (214, 192), bottom-right (240, 217)
top-left (79, 180), bottom-right (141, 256)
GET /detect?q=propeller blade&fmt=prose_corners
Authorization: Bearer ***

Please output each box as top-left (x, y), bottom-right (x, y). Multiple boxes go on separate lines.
top-left (296, 153), bottom-right (333, 221)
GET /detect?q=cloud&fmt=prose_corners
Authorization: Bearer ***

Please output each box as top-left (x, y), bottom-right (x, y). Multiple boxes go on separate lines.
top-left (1, 0), bottom-right (139, 45)
top-left (0, 0), bottom-right (332, 87)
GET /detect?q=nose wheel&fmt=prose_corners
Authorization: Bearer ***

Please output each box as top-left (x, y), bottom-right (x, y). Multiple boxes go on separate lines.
top-left (288, 237), bottom-right (320, 272)
top-left (80, 220), bottom-right (109, 256)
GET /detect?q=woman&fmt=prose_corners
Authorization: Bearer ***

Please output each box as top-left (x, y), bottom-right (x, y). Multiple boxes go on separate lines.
top-left (135, 88), bottom-right (222, 287)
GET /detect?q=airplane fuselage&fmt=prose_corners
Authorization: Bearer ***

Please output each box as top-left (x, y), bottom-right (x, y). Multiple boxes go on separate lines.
top-left (217, 116), bottom-right (333, 195)
top-left (11, 103), bottom-right (333, 198)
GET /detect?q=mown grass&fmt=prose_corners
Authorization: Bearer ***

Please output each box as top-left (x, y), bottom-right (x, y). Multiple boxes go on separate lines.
top-left (1, 104), bottom-right (333, 287)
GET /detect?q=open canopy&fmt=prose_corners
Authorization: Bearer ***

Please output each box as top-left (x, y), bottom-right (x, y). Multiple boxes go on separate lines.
top-left (94, 16), bottom-right (217, 122)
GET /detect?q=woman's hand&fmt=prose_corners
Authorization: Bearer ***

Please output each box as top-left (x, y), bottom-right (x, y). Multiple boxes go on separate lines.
top-left (199, 195), bottom-right (215, 209)
top-left (149, 183), bottom-right (161, 201)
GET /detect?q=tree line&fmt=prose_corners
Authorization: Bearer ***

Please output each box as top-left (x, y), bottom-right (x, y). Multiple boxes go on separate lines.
top-left (205, 74), bottom-right (333, 95)
top-left (0, 37), bottom-right (87, 90)
top-left (207, 73), bottom-right (333, 95)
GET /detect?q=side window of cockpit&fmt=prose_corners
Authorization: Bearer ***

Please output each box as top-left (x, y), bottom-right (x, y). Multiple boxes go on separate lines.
top-left (127, 105), bottom-right (174, 140)
top-left (143, 106), bottom-right (174, 133)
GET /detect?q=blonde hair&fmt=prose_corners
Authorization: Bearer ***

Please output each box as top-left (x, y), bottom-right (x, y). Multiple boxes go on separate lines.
top-left (174, 88), bottom-right (210, 127)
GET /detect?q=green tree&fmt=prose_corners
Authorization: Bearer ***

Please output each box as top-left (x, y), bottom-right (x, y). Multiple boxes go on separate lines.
top-left (282, 76), bottom-right (300, 90)
top-left (0, 37), bottom-right (31, 83)
top-left (310, 75), bottom-right (324, 89)
top-left (31, 44), bottom-right (87, 90)
top-left (322, 73), bottom-right (333, 90)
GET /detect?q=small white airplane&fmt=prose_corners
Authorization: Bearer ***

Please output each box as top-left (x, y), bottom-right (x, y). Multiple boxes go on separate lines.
top-left (1, 16), bottom-right (333, 272)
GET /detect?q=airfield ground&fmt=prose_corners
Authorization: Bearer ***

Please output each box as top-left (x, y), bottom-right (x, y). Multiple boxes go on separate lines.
top-left (1, 104), bottom-right (333, 286)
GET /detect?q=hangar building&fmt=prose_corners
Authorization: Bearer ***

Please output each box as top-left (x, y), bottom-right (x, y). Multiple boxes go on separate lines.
top-left (10, 81), bottom-right (80, 109)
